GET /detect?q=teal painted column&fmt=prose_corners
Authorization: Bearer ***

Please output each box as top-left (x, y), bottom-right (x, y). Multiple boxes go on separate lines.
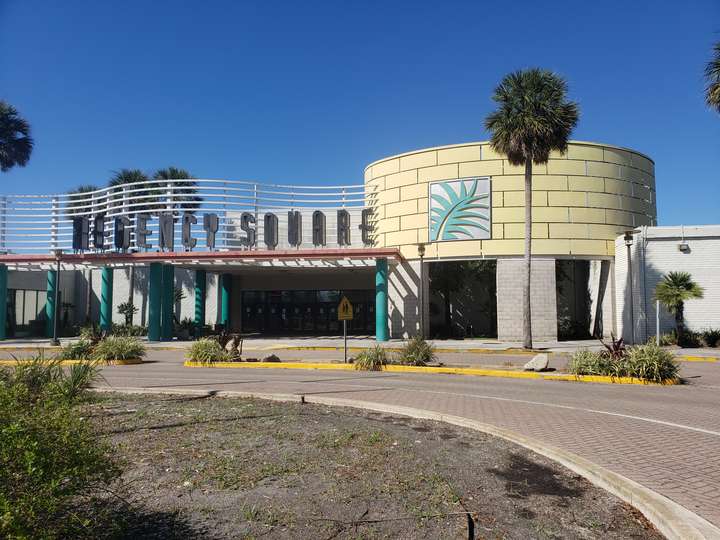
top-left (45, 269), bottom-right (57, 337)
top-left (100, 267), bottom-right (114, 332)
top-left (0, 265), bottom-right (7, 340)
top-left (148, 263), bottom-right (163, 341)
top-left (375, 258), bottom-right (389, 342)
top-left (220, 273), bottom-right (232, 328)
top-left (194, 269), bottom-right (206, 328)
top-left (161, 264), bottom-right (174, 341)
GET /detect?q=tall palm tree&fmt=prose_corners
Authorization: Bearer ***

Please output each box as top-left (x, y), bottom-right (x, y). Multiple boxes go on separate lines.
top-left (153, 166), bottom-right (201, 214)
top-left (655, 271), bottom-right (704, 345)
top-left (485, 69), bottom-right (579, 348)
top-left (705, 41), bottom-right (720, 113)
top-left (0, 101), bottom-right (34, 172)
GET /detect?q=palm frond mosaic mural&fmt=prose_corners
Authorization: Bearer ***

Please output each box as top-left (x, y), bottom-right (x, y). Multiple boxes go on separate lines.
top-left (429, 177), bottom-right (491, 242)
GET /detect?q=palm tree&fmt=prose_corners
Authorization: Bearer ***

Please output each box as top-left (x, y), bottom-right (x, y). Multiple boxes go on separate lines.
top-left (153, 166), bottom-right (201, 214)
top-left (705, 41), bottom-right (720, 113)
top-left (485, 69), bottom-right (579, 348)
top-left (66, 184), bottom-right (100, 216)
top-left (109, 168), bottom-right (158, 214)
top-left (0, 101), bottom-right (34, 172)
top-left (655, 271), bottom-right (704, 345)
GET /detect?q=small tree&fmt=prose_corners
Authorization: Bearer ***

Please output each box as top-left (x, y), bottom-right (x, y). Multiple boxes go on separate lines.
top-left (655, 272), bottom-right (704, 345)
top-left (117, 301), bottom-right (139, 326)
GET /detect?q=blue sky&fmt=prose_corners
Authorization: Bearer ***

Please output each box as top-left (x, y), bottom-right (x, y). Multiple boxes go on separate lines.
top-left (1, 0), bottom-right (718, 225)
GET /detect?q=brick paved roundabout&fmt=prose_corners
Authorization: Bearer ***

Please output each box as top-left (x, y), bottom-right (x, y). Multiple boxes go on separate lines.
top-left (93, 351), bottom-right (720, 539)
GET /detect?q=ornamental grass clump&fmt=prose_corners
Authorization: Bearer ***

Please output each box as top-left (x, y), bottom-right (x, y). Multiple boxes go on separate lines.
top-left (354, 346), bottom-right (388, 371)
top-left (187, 338), bottom-right (230, 364)
top-left (57, 339), bottom-right (94, 360)
top-left (625, 344), bottom-right (679, 383)
top-left (396, 335), bottom-right (437, 366)
top-left (702, 329), bottom-right (720, 347)
top-left (569, 344), bottom-right (678, 383)
top-left (91, 336), bottom-right (146, 363)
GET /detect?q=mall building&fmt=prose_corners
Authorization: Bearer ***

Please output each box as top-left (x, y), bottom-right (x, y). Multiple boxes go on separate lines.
top-left (0, 140), bottom-right (658, 342)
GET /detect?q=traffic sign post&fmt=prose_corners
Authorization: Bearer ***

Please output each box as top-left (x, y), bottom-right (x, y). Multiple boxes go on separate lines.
top-left (338, 296), bottom-right (353, 363)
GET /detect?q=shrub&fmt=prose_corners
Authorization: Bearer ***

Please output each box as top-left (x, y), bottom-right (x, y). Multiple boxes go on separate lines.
top-left (568, 349), bottom-right (614, 376)
top-left (658, 330), bottom-right (678, 346)
top-left (702, 329), bottom-right (720, 347)
top-left (57, 339), bottom-right (94, 360)
top-left (625, 344), bottom-right (679, 383)
top-left (91, 336), bottom-right (145, 363)
top-left (187, 338), bottom-right (230, 363)
top-left (79, 323), bottom-right (105, 345)
top-left (0, 355), bottom-right (118, 538)
top-left (569, 345), bottom-right (678, 383)
top-left (354, 346), bottom-right (388, 371)
top-left (396, 335), bottom-right (437, 366)
top-left (111, 323), bottom-right (148, 337)
top-left (116, 301), bottom-right (139, 325)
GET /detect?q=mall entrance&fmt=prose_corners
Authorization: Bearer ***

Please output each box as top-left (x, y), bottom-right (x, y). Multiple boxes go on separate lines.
top-left (240, 289), bottom-right (375, 336)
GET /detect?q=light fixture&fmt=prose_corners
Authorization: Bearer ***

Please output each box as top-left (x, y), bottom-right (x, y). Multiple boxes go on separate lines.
top-left (624, 231), bottom-right (634, 247)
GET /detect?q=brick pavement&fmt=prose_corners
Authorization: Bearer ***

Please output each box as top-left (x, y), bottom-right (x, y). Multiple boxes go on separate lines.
top-left (95, 354), bottom-right (720, 529)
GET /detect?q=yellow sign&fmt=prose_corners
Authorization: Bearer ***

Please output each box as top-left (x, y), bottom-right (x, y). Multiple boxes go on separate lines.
top-left (338, 296), bottom-right (353, 321)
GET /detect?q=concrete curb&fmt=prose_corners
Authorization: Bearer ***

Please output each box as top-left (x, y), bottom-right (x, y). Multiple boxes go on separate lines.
top-left (182, 360), bottom-right (679, 386)
top-left (0, 358), bottom-right (144, 366)
top-left (92, 385), bottom-right (720, 540)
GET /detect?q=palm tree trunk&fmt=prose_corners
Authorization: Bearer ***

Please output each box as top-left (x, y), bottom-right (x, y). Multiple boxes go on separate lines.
top-left (676, 302), bottom-right (685, 345)
top-left (523, 158), bottom-right (533, 349)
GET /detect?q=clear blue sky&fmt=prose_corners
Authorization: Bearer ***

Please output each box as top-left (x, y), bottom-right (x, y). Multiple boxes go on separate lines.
top-left (1, 1), bottom-right (718, 225)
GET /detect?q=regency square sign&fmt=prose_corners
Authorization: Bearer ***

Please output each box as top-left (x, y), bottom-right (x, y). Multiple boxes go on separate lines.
top-left (70, 208), bottom-right (374, 253)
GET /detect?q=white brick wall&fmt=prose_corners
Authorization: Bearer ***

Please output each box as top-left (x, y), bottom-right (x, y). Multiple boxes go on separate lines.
top-left (615, 225), bottom-right (720, 343)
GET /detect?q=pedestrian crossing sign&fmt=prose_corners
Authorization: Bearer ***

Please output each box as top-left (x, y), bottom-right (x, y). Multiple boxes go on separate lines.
top-left (338, 296), bottom-right (354, 321)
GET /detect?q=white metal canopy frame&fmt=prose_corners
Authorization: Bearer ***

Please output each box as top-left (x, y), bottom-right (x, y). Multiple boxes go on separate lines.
top-left (0, 178), bottom-right (377, 254)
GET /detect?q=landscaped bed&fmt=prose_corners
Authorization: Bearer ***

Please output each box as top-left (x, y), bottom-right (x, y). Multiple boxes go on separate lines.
top-left (84, 392), bottom-right (662, 539)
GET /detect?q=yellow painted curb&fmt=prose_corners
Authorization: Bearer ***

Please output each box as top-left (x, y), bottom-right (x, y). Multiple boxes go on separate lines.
top-left (677, 355), bottom-right (718, 363)
top-left (263, 345), bottom-right (539, 355)
top-left (0, 358), bottom-right (144, 366)
top-left (183, 361), bottom-right (678, 385)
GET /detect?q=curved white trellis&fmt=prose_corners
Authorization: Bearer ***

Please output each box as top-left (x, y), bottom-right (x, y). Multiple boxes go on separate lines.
top-left (0, 179), bottom-right (373, 254)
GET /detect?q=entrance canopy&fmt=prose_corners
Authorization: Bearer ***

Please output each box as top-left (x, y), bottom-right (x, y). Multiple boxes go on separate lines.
top-left (0, 247), bottom-right (402, 272)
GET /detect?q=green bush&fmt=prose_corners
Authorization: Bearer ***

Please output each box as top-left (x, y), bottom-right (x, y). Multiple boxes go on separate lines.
top-left (91, 336), bottom-right (146, 362)
top-left (0, 355), bottom-right (118, 538)
top-left (396, 335), bottom-right (437, 366)
top-left (569, 344), bottom-right (678, 383)
top-left (702, 329), bottom-right (720, 347)
top-left (354, 346), bottom-right (388, 371)
top-left (679, 330), bottom-right (702, 348)
top-left (111, 323), bottom-right (148, 337)
top-left (186, 338), bottom-right (230, 363)
top-left (658, 330), bottom-right (678, 346)
top-left (625, 344), bottom-right (679, 383)
top-left (57, 339), bottom-right (94, 360)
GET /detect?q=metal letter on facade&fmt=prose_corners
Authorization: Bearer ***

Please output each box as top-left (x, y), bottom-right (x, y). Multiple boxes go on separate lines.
top-left (240, 212), bottom-right (256, 247)
top-left (136, 214), bottom-right (151, 249)
top-left (312, 210), bottom-right (326, 246)
top-left (93, 215), bottom-right (105, 250)
top-left (72, 216), bottom-right (89, 251)
top-left (337, 209), bottom-right (350, 246)
top-left (264, 213), bottom-right (278, 249)
top-left (182, 212), bottom-right (197, 251)
top-left (288, 210), bottom-right (301, 247)
top-left (159, 213), bottom-right (174, 251)
top-left (359, 208), bottom-right (373, 246)
top-left (203, 213), bottom-right (218, 250)
top-left (114, 216), bottom-right (131, 250)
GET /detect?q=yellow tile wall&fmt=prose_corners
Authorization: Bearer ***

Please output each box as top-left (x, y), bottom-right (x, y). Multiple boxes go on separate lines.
top-left (365, 141), bottom-right (656, 259)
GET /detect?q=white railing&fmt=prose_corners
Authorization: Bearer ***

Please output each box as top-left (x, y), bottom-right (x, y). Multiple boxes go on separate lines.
top-left (0, 179), bottom-right (371, 253)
